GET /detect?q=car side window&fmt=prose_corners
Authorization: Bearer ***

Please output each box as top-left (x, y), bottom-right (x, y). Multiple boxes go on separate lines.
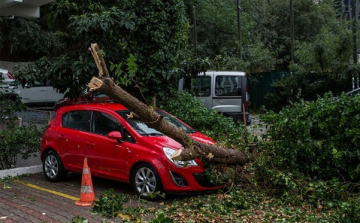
top-left (92, 112), bottom-right (135, 143)
top-left (215, 76), bottom-right (242, 96)
top-left (123, 128), bottom-right (136, 143)
top-left (62, 111), bottom-right (91, 132)
top-left (184, 76), bottom-right (211, 97)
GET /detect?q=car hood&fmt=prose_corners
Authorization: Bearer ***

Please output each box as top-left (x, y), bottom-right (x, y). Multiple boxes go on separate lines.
top-left (144, 131), bottom-right (215, 150)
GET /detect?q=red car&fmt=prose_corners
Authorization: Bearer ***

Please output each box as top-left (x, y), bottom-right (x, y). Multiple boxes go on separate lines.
top-left (41, 103), bottom-right (222, 198)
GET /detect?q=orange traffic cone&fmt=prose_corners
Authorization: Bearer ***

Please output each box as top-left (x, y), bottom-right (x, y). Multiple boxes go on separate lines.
top-left (75, 157), bottom-right (95, 206)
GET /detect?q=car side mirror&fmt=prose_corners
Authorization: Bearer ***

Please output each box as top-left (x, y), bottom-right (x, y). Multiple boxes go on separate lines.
top-left (107, 131), bottom-right (123, 143)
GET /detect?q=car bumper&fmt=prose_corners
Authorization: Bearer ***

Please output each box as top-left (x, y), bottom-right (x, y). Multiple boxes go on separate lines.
top-left (156, 164), bottom-right (224, 193)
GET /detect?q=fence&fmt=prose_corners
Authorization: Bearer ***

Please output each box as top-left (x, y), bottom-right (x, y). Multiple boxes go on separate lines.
top-left (248, 71), bottom-right (354, 111)
top-left (15, 108), bottom-right (55, 125)
top-left (248, 71), bottom-right (289, 110)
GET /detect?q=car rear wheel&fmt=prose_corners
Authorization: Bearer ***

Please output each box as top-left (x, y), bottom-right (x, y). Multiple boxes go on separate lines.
top-left (131, 163), bottom-right (163, 199)
top-left (43, 150), bottom-right (66, 182)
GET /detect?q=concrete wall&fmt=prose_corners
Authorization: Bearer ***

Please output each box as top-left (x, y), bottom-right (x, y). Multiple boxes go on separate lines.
top-left (0, 61), bottom-right (30, 73)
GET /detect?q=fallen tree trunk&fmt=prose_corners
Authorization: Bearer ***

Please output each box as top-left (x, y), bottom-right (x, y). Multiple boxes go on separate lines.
top-left (87, 43), bottom-right (252, 165)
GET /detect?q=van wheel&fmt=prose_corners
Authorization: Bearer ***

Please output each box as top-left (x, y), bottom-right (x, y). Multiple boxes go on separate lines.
top-left (131, 163), bottom-right (163, 199)
top-left (43, 150), bottom-right (66, 182)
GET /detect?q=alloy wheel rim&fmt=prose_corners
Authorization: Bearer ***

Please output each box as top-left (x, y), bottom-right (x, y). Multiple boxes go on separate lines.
top-left (44, 155), bottom-right (59, 179)
top-left (135, 167), bottom-right (156, 195)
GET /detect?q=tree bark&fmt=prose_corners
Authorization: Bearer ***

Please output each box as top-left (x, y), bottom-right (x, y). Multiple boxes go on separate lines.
top-left (87, 43), bottom-right (252, 165)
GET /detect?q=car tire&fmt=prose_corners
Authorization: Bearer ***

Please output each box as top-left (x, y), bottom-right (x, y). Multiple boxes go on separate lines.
top-left (43, 150), bottom-right (66, 182)
top-left (131, 163), bottom-right (163, 199)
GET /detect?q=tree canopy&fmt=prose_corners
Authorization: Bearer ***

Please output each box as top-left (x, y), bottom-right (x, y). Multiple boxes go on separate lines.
top-left (0, 0), bottom-right (358, 98)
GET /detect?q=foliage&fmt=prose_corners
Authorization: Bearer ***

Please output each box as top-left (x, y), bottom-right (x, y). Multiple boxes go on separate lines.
top-left (123, 0), bottom-right (188, 99)
top-left (158, 91), bottom-right (256, 148)
top-left (264, 70), bottom-right (352, 111)
top-left (0, 92), bottom-right (43, 170)
top-left (185, 0), bottom-right (238, 58)
top-left (158, 90), bottom-right (257, 185)
top-left (261, 93), bottom-right (360, 182)
top-left (290, 22), bottom-right (357, 76)
top-left (158, 89), bottom-right (359, 223)
top-left (182, 0), bottom-right (347, 72)
top-left (148, 212), bottom-right (173, 223)
top-left (0, 18), bottom-right (63, 61)
top-left (93, 189), bottom-right (129, 218)
top-left (0, 124), bottom-right (43, 170)
top-left (65, 216), bottom-right (88, 223)
top-left (7, 0), bottom-right (187, 100)
top-left (0, 92), bottom-right (25, 126)
top-left (122, 207), bottom-right (173, 223)
top-left (110, 54), bottom-right (138, 87)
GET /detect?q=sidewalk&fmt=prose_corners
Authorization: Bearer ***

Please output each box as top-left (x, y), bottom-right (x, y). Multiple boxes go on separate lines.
top-left (0, 173), bottom-right (160, 223)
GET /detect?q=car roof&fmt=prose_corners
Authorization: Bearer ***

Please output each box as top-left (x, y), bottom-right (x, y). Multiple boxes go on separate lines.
top-left (58, 103), bottom-right (128, 112)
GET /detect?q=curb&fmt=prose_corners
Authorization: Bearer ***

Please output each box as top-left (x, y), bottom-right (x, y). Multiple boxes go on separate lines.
top-left (0, 165), bottom-right (42, 178)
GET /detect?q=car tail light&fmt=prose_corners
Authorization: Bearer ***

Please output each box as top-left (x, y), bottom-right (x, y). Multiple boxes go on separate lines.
top-left (6, 72), bottom-right (14, 79)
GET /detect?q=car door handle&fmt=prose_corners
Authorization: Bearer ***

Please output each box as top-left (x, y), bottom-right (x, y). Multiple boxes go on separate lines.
top-left (86, 142), bottom-right (95, 147)
top-left (58, 134), bottom-right (65, 139)
top-left (39, 89), bottom-right (47, 92)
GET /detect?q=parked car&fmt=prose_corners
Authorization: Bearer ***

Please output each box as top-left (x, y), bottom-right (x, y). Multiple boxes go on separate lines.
top-left (0, 69), bottom-right (15, 92)
top-left (0, 69), bottom-right (14, 84)
top-left (178, 71), bottom-right (251, 125)
top-left (54, 91), bottom-right (112, 111)
top-left (41, 103), bottom-right (222, 198)
top-left (1, 80), bottom-right (65, 107)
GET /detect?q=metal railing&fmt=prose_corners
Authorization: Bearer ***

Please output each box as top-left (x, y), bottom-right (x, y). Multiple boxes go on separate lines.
top-left (15, 108), bottom-right (55, 125)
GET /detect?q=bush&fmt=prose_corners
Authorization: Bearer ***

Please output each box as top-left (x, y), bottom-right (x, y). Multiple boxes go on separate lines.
top-left (0, 92), bottom-right (25, 126)
top-left (158, 91), bottom-right (254, 149)
top-left (0, 125), bottom-right (43, 170)
top-left (261, 93), bottom-right (360, 182)
top-left (265, 72), bottom-right (350, 112)
top-left (0, 92), bottom-right (43, 170)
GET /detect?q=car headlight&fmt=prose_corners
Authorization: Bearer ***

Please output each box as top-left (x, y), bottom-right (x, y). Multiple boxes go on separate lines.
top-left (163, 147), bottom-right (198, 167)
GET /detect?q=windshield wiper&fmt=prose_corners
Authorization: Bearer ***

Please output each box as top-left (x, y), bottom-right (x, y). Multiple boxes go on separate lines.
top-left (143, 133), bottom-right (163, 136)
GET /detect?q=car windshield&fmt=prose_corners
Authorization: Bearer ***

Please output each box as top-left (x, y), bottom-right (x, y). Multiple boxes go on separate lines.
top-left (117, 110), bottom-right (195, 136)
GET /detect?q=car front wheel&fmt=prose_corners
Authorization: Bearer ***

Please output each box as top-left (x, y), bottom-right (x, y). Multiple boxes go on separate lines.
top-left (43, 150), bottom-right (66, 182)
top-left (131, 163), bottom-right (163, 199)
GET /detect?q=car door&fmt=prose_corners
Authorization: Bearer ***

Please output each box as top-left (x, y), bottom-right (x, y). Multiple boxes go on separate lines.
top-left (58, 110), bottom-right (92, 172)
top-left (86, 111), bottom-right (130, 181)
top-left (212, 74), bottom-right (243, 114)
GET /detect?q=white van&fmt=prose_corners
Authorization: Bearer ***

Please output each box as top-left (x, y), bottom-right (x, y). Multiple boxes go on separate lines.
top-left (1, 80), bottom-right (65, 108)
top-left (178, 71), bottom-right (251, 125)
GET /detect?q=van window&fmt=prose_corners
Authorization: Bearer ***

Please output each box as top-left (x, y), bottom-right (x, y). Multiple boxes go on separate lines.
top-left (184, 76), bottom-right (211, 97)
top-left (215, 76), bottom-right (242, 96)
